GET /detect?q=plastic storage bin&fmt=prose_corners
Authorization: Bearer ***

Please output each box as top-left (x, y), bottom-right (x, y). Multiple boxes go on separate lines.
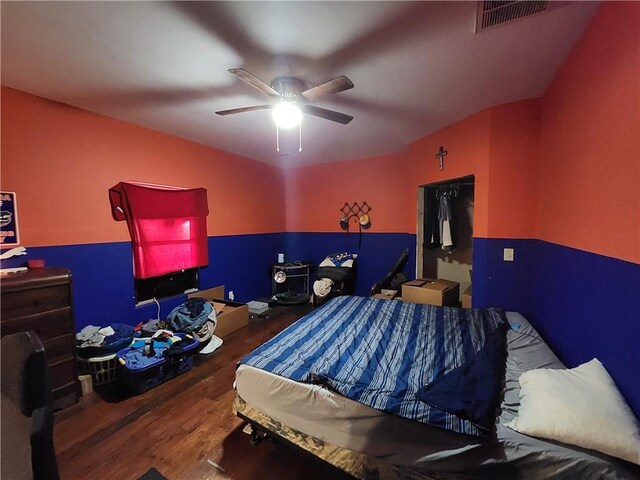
top-left (77, 353), bottom-right (120, 386)
top-left (117, 334), bottom-right (198, 394)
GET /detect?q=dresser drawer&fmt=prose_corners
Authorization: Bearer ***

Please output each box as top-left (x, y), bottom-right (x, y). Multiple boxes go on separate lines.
top-left (43, 333), bottom-right (75, 364)
top-left (1, 284), bottom-right (71, 320)
top-left (52, 382), bottom-right (80, 410)
top-left (49, 356), bottom-right (77, 390)
top-left (1, 307), bottom-right (74, 340)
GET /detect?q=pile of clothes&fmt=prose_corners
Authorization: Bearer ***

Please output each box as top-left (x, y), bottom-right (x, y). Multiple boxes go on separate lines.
top-left (76, 323), bottom-right (135, 358)
top-left (76, 298), bottom-right (223, 361)
top-left (119, 298), bottom-right (222, 383)
top-left (119, 331), bottom-right (189, 370)
top-left (163, 297), bottom-right (222, 355)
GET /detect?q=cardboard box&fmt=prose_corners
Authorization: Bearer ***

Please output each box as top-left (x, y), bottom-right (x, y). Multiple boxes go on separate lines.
top-left (79, 375), bottom-right (93, 396)
top-left (401, 278), bottom-right (460, 307)
top-left (462, 286), bottom-right (472, 308)
top-left (188, 286), bottom-right (249, 338)
top-left (190, 285), bottom-right (225, 302)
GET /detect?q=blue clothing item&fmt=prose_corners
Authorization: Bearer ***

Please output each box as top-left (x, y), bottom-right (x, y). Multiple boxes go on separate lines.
top-left (121, 340), bottom-right (173, 370)
top-left (120, 335), bottom-right (197, 370)
top-left (76, 323), bottom-right (135, 358)
top-left (167, 298), bottom-right (212, 334)
top-left (103, 323), bottom-right (134, 346)
top-left (417, 320), bottom-right (509, 433)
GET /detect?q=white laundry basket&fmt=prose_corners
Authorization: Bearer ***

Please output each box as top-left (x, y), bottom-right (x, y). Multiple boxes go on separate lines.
top-left (77, 353), bottom-right (119, 386)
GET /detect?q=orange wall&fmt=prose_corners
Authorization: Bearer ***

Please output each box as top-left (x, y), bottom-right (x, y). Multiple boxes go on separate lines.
top-left (285, 3), bottom-right (639, 263)
top-left (285, 99), bottom-right (542, 241)
top-left (1, 87), bottom-right (286, 247)
top-left (538, 2), bottom-right (640, 263)
top-left (284, 152), bottom-right (412, 233)
top-left (407, 108), bottom-right (492, 237)
top-left (408, 99), bottom-right (541, 241)
top-left (408, 100), bottom-right (540, 240)
top-left (487, 99), bottom-right (540, 239)
top-left (3, 2), bottom-right (636, 264)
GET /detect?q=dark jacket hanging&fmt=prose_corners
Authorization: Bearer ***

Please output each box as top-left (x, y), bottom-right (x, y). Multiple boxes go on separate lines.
top-left (425, 189), bottom-right (441, 249)
top-left (425, 187), bottom-right (457, 251)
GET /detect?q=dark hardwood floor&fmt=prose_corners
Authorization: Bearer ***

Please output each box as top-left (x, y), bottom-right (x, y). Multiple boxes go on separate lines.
top-left (55, 304), bottom-right (355, 480)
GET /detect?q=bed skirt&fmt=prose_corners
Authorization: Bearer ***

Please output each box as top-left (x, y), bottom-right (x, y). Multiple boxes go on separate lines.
top-left (233, 394), bottom-right (434, 480)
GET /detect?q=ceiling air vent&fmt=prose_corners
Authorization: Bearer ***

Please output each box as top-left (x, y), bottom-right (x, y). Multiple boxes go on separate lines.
top-left (476, 1), bottom-right (549, 32)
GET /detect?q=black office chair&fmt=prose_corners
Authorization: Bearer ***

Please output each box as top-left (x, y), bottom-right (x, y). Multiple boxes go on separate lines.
top-left (370, 248), bottom-right (410, 296)
top-left (1, 331), bottom-right (60, 480)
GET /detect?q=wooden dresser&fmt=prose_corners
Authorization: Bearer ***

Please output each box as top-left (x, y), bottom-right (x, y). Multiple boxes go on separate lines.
top-left (1, 267), bottom-right (80, 410)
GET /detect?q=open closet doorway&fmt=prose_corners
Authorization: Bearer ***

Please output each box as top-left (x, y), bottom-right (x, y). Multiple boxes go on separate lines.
top-left (416, 175), bottom-right (474, 304)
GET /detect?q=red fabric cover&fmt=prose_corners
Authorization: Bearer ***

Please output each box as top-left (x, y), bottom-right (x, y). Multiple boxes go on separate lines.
top-left (109, 182), bottom-right (209, 279)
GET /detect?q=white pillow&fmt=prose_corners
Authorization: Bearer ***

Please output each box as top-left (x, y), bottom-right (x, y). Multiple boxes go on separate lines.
top-left (507, 358), bottom-right (640, 465)
top-left (319, 258), bottom-right (335, 267)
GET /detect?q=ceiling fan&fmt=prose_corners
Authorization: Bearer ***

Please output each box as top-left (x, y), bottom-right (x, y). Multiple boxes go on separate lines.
top-left (215, 68), bottom-right (355, 127)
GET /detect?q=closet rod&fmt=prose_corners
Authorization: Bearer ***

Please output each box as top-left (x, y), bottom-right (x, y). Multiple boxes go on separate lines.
top-left (429, 182), bottom-right (475, 189)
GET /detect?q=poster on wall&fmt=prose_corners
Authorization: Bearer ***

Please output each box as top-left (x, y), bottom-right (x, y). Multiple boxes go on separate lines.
top-left (0, 192), bottom-right (20, 247)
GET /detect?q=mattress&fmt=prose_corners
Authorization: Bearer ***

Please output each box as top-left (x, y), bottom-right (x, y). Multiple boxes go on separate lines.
top-left (235, 311), bottom-right (639, 480)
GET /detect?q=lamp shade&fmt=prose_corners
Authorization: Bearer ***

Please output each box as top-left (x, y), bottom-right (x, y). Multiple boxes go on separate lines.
top-left (272, 102), bottom-right (302, 129)
top-left (274, 271), bottom-right (287, 283)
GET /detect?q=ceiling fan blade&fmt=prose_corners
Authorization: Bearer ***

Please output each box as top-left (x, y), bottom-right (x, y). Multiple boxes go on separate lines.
top-left (215, 105), bottom-right (272, 116)
top-left (229, 68), bottom-right (280, 97)
top-left (301, 76), bottom-right (354, 102)
top-left (303, 105), bottom-right (353, 125)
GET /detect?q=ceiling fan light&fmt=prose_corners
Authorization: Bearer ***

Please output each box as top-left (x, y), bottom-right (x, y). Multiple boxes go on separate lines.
top-left (272, 102), bottom-right (302, 129)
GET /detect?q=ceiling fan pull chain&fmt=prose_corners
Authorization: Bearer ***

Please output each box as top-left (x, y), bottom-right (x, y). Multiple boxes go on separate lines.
top-left (276, 124), bottom-right (280, 152)
top-left (299, 121), bottom-right (303, 152)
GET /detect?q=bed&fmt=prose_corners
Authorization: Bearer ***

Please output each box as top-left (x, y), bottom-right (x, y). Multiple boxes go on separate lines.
top-left (234, 296), bottom-right (639, 480)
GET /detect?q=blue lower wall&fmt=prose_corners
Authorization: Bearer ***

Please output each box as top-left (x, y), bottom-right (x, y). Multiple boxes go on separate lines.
top-left (472, 238), bottom-right (538, 316)
top-left (15, 233), bottom-right (286, 331)
top-left (473, 237), bottom-right (639, 416)
top-left (13, 231), bottom-right (416, 330)
top-left (5, 232), bottom-right (638, 415)
top-left (530, 241), bottom-right (640, 416)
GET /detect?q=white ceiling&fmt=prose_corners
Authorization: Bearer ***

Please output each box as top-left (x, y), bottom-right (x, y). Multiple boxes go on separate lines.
top-left (1, 1), bottom-right (598, 168)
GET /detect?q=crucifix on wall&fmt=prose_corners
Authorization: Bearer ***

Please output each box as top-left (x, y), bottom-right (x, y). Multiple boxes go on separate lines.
top-left (436, 146), bottom-right (448, 171)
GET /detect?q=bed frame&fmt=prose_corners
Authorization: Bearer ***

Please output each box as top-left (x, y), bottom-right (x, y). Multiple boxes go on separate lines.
top-left (233, 394), bottom-right (435, 480)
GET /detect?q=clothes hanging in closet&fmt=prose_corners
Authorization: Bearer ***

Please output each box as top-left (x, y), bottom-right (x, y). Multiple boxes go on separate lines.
top-left (425, 189), bottom-right (440, 249)
top-left (439, 191), bottom-right (455, 250)
top-left (425, 188), bottom-right (457, 252)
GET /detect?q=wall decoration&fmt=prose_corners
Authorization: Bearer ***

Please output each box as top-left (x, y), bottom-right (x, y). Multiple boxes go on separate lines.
top-left (0, 191), bottom-right (20, 247)
top-left (435, 146), bottom-right (448, 171)
top-left (339, 202), bottom-right (372, 231)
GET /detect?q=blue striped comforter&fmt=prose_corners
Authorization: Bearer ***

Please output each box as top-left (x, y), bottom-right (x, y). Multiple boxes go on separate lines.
top-left (239, 296), bottom-right (508, 435)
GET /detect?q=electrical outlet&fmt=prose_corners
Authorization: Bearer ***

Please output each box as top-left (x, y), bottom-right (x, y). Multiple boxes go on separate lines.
top-left (503, 248), bottom-right (515, 262)
top-left (229, 291), bottom-right (235, 301)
